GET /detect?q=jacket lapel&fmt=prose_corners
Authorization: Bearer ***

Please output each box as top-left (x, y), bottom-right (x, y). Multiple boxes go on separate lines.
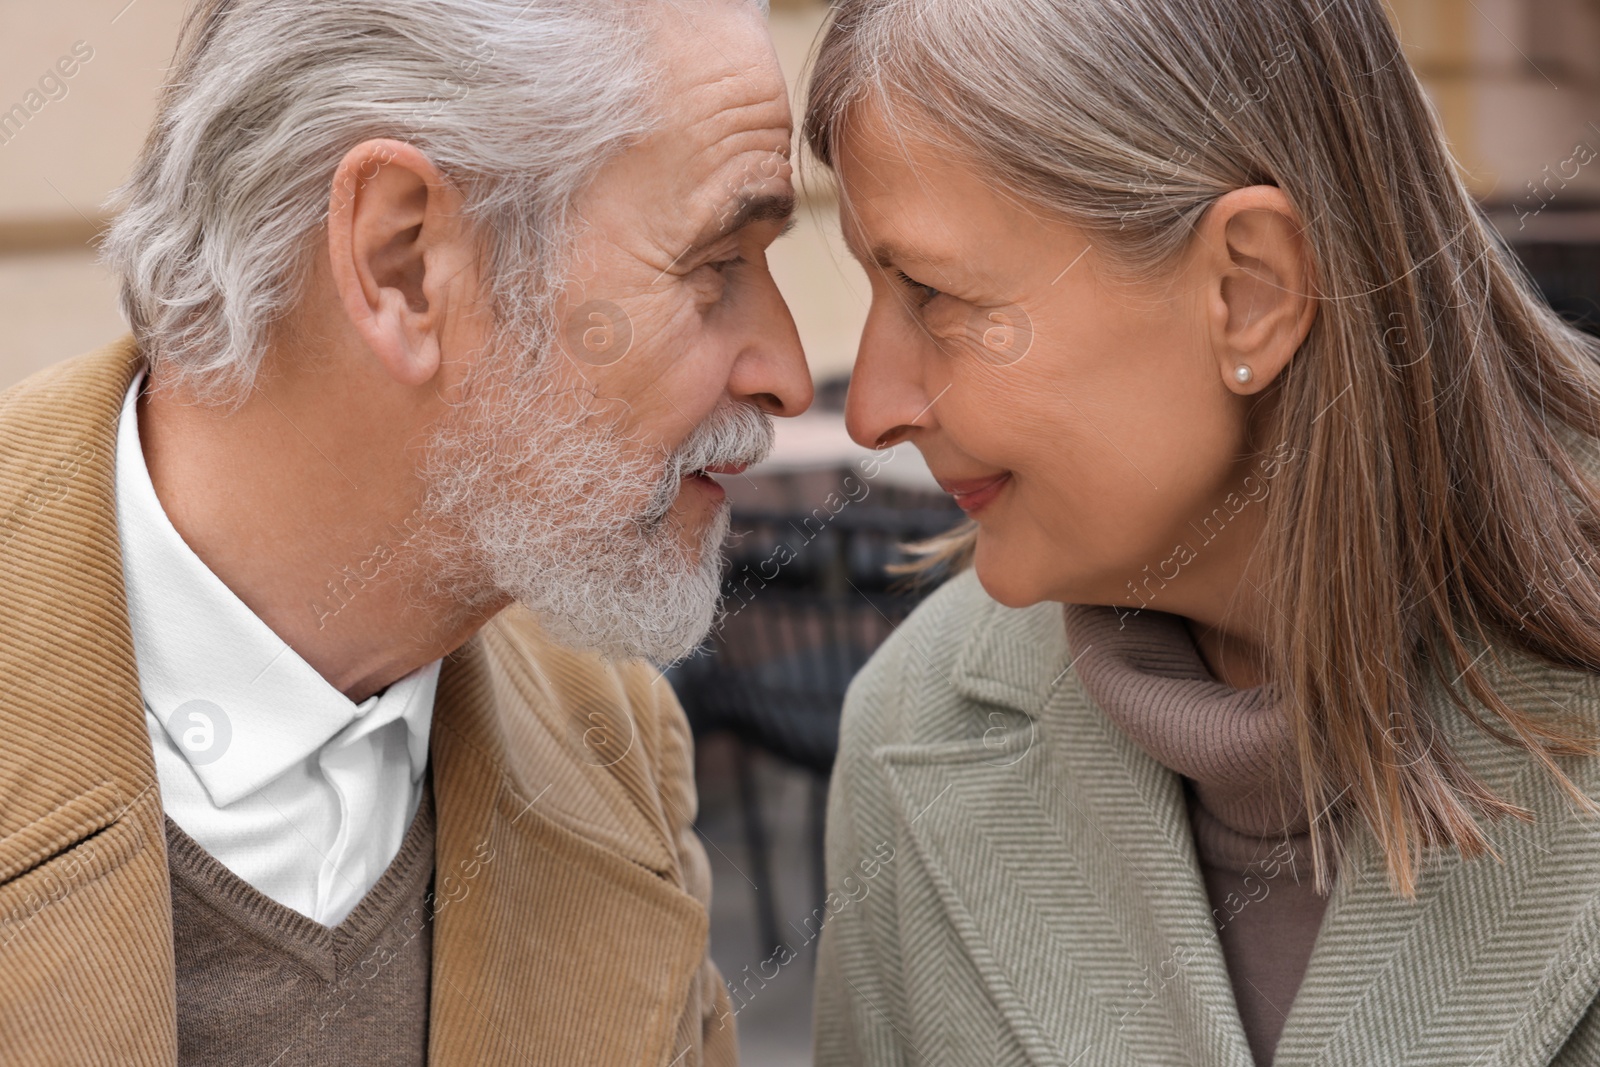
top-left (875, 597), bottom-right (1255, 1067)
top-left (0, 340), bottom-right (178, 1063)
top-left (1273, 651), bottom-right (1600, 1066)
top-left (426, 616), bottom-right (709, 1066)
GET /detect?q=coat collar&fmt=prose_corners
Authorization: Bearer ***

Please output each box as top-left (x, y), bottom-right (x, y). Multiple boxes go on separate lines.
top-left (0, 338), bottom-right (157, 870)
top-left (947, 589), bottom-right (1071, 717)
top-left (883, 577), bottom-right (1600, 1065)
top-left (0, 339), bottom-right (177, 1061)
top-left (0, 339), bottom-right (707, 1066)
top-left (883, 592), bottom-right (1256, 1065)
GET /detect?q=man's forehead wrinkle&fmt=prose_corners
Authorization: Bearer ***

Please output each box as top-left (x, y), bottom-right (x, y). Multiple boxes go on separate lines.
top-left (695, 67), bottom-right (785, 104)
top-left (673, 78), bottom-right (791, 153)
top-left (664, 86), bottom-right (787, 154)
top-left (653, 0), bottom-right (786, 111)
top-left (625, 83), bottom-right (789, 231)
top-left (680, 113), bottom-right (793, 206)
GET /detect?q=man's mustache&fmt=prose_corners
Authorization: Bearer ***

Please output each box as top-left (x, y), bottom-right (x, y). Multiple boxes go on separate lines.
top-left (669, 402), bottom-right (774, 479)
top-left (641, 403), bottom-right (774, 525)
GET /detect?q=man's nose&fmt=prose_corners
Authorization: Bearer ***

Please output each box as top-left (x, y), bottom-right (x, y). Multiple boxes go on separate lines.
top-left (729, 272), bottom-right (813, 418)
top-left (845, 304), bottom-right (935, 450)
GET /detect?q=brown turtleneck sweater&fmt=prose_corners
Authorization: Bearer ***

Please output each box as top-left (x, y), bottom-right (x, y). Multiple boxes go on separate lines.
top-left (1063, 604), bottom-right (1328, 1067)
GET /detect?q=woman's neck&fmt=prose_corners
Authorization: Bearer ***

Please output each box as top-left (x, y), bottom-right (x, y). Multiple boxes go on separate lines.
top-left (1184, 614), bottom-right (1269, 689)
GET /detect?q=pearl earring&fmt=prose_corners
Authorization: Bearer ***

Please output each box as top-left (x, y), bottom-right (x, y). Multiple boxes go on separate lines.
top-left (1233, 364), bottom-right (1253, 385)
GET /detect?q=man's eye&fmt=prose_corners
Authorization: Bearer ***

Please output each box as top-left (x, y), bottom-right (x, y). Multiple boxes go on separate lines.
top-left (709, 256), bottom-right (745, 273)
top-left (895, 270), bottom-right (941, 306)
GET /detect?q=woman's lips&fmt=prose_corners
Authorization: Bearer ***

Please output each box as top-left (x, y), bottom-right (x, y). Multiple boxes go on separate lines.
top-left (937, 472), bottom-right (1011, 514)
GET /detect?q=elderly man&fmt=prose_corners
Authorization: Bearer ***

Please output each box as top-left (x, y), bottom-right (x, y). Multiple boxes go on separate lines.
top-left (0, 0), bottom-right (809, 1063)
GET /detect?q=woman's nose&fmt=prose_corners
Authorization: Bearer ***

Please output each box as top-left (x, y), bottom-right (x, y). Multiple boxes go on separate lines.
top-left (844, 305), bottom-right (936, 450)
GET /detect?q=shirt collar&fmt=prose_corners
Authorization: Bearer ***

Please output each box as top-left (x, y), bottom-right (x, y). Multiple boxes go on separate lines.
top-left (114, 369), bottom-right (438, 807)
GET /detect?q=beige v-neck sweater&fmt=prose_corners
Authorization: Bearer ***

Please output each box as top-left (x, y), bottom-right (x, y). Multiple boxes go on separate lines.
top-left (1063, 604), bottom-right (1328, 1066)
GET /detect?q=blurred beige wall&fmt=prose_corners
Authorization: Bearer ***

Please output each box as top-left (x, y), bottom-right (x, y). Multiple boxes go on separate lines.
top-left (0, 0), bottom-right (189, 388)
top-left (1, 0), bottom-right (1597, 393)
top-left (1391, 0), bottom-right (1600, 220)
top-left (0, 0), bottom-right (869, 394)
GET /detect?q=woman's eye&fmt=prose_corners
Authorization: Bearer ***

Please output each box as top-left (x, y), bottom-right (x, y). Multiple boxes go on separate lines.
top-left (895, 270), bottom-right (942, 306)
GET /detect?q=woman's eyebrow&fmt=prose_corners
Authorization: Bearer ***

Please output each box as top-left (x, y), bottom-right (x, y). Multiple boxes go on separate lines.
top-left (869, 239), bottom-right (955, 270)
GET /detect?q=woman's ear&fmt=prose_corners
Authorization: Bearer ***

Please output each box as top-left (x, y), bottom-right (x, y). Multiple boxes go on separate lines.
top-left (326, 138), bottom-right (473, 388)
top-left (1198, 186), bottom-right (1318, 395)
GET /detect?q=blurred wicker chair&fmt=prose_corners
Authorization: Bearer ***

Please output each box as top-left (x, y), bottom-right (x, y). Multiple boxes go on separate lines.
top-left (1513, 240), bottom-right (1600, 336)
top-left (667, 501), bottom-right (961, 954)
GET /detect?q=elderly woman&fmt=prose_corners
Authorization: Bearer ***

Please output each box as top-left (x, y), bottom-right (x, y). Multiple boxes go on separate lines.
top-left (804, 1), bottom-right (1600, 1064)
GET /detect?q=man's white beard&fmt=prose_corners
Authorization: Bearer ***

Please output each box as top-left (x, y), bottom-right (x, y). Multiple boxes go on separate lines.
top-left (419, 344), bottom-right (773, 665)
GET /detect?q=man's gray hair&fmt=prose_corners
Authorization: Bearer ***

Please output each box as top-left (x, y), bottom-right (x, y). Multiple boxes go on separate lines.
top-left (102, 0), bottom-right (656, 401)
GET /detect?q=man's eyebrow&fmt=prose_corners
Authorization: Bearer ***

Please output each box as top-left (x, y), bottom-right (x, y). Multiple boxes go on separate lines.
top-left (691, 191), bottom-right (797, 251)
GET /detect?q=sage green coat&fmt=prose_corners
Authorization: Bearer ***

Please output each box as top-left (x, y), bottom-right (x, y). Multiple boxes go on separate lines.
top-left (814, 569), bottom-right (1600, 1066)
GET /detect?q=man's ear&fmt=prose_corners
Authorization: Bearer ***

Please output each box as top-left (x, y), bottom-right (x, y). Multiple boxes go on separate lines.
top-left (327, 139), bottom-right (473, 387)
top-left (1198, 186), bottom-right (1318, 395)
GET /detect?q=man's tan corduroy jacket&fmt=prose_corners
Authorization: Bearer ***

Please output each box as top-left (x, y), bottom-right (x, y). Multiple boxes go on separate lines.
top-left (0, 339), bottom-right (738, 1066)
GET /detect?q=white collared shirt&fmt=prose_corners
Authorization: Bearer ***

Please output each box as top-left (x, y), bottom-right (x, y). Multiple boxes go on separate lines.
top-left (115, 370), bottom-right (440, 927)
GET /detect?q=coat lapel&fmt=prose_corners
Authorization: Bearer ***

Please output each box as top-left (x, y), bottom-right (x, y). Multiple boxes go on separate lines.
top-left (426, 616), bottom-right (710, 1066)
top-left (1273, 651), bottom-right (1600, 1066)
top-left (0, 340), bottom-right (178, 1063)
top-left (875, 598), bottom-right (1256, 1067)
